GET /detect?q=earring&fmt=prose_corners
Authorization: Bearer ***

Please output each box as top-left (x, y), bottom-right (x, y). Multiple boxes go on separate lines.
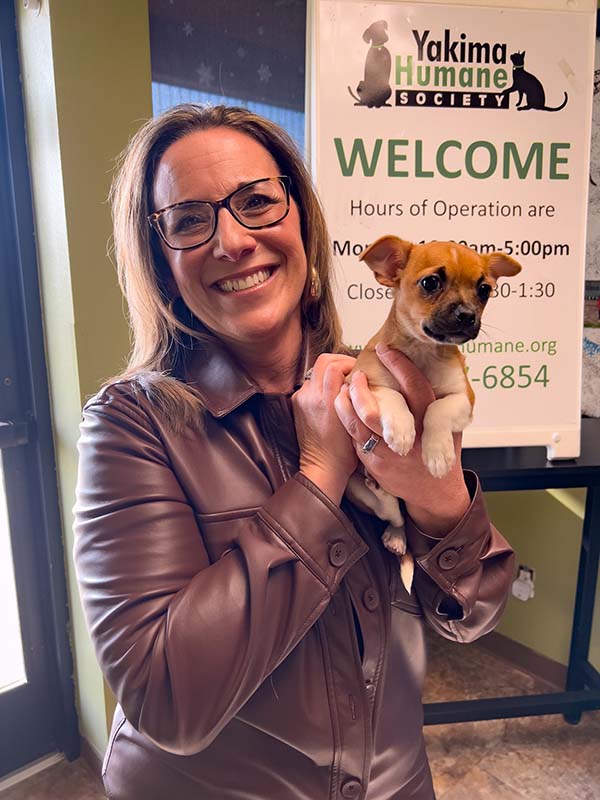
top-left (309, 266), bottom-right (321, 299)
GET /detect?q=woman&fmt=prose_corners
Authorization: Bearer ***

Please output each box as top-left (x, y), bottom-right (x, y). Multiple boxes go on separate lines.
top-left (74, 104), bottom-right (514, 800)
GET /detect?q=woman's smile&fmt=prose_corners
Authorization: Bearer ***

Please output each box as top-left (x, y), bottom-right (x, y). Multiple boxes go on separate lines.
top-left (213, 264), bottom-right (277, 294)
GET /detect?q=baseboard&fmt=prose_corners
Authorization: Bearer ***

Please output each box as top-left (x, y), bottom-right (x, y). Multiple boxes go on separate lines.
top-left (80, 736), bottom-right (103, 778)
top-left (475, 631), bottom-right (567, 690)
top-left (0, 753), bottom-right (63, 793)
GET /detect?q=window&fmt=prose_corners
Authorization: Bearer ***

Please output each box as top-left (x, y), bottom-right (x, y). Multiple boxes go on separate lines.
top-left (149, 0), bottom-right (307, 151)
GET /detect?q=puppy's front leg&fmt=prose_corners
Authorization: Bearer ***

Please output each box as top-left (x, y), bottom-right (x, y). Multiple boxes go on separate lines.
top-left (421, 393), bottom-right (472, 478)
top-left (370, 385), bottom-right (416, 456)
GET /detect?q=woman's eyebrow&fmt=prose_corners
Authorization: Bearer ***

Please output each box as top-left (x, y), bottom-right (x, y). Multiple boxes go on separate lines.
top-left (179, 179), bottom-right (259, 204)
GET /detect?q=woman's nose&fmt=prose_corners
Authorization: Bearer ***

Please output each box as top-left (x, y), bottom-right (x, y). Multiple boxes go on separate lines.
top-left (210, 207), bottom-right (257, 261)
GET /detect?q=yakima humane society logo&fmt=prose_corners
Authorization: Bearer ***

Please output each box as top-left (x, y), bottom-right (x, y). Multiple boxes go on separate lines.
top-left (348, 20), bottom-right (569, 111)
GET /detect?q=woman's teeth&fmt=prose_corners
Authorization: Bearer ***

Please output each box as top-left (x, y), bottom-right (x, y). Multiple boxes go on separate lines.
top-left (218, 269), bottom-right (272, 293)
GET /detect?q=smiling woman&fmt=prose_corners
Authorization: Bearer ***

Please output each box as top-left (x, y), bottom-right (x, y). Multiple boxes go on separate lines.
top-left (107, 104), bottom-right (341, 421)
top-left (149, 127), bottom-right (308, 385)
top-left (73, 103), bottom-right (515, 800)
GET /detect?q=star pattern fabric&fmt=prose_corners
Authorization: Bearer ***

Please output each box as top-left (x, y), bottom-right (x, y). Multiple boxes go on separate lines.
top-left (149, 0), bottom-right (306, 112)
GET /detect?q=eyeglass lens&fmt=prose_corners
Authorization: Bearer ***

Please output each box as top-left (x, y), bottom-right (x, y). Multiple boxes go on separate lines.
top-left (158, 178), bottom-right (288, 248)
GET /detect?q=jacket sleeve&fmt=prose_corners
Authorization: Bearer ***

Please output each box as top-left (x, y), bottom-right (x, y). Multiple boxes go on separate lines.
top-left (405, 470), bottom-right (515, 643)
top-left (73, 391), bottom-right (367, 756)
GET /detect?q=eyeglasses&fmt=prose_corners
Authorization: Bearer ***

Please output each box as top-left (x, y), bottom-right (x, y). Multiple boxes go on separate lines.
top-left (148, 176), bottom-right (291, 250)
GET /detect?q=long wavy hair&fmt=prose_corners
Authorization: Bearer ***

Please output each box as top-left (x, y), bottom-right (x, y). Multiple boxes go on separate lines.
top-left (108, 104), bottom-right (344, 429)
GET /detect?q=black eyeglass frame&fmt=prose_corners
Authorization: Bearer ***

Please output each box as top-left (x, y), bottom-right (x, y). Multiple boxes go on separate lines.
top-left (147, 175), bottom-right (292, 251)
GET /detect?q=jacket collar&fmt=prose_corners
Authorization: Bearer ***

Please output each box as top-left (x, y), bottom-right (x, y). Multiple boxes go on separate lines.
top-left (181, 334), bottom-right (317, 418)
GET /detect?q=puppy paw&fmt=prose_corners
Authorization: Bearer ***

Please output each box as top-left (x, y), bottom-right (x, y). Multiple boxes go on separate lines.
top-left (381, 414), bottom-right (416, 456)
top-left (422, 432), bottom-right (455, 478)
top-left (382, 523), bottom-right (407, 556)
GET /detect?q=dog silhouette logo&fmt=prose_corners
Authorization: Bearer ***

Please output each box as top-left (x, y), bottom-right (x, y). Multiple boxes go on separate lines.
top-left (348, 20), bottom-right (392, 108)
top-left (501, 51), bottom-right (568, 111)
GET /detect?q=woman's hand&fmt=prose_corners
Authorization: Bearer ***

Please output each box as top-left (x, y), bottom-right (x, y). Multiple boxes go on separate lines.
top-left (292, 353), bottom-right (358, 505)
top-left (334, 344), bottom-right (470, 535)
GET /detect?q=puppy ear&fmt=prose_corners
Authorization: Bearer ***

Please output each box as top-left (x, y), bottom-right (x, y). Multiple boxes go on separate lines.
top-left (486, 252), bottom-right (522, 280)
top-left (363, 25), bottom-right (373, 43)
top-left (359, 235), bottom-right (412, 287)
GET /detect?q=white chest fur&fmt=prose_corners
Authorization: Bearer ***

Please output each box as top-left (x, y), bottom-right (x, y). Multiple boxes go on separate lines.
top-left (390, 340), bottom-right (469, 400)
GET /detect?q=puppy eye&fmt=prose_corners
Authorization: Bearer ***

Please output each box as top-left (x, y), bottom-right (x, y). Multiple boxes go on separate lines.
top-left (478, 283), bottom-right (492, 301)
top-left (420, 275), bottom-right (442, 293)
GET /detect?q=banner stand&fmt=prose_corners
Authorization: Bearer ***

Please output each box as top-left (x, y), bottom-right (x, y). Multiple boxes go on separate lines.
top-left (311, 0), bottom-right (596, 459)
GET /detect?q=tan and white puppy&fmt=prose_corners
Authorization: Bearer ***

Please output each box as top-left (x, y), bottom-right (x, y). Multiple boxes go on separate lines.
top-left (346, 236), bottom-right (522, 591)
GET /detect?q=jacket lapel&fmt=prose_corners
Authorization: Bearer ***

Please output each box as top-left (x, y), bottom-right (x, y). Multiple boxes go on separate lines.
top-left (181, 334), bottom-right (318, 418)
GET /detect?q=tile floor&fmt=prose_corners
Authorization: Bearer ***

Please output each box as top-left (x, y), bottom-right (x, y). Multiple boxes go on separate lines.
top-left (0, 758), bottom-right (105, 800)
top-left (423, 629), bottom-right (600, 799)
top-left (1, 629), bottom-right (598, 799)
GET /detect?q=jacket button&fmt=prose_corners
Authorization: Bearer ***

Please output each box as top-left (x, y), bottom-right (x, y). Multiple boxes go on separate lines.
top-left (329, 541), bottom-right (349, 567)
top-left (438, 548), bottom-right (460, 570)
top-left (362, 587), bottom-right (379, 611)
top-left (341, 779), bottom-right (362, 798)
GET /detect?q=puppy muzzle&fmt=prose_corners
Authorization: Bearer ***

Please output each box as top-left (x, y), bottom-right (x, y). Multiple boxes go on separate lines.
top-left (423, 305), bottom-right (481, 343)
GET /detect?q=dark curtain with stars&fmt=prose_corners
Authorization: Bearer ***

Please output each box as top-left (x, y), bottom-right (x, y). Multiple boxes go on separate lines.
top-left (148, 0), bottom-right (307, 112)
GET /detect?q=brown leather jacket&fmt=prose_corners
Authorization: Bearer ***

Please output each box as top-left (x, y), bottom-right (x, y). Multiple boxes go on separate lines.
top-left (73, 341), bottom-right (515, 800)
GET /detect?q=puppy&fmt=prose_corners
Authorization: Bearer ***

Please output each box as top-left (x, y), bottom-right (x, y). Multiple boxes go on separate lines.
top-left (346, 236), bottom-right (522, 591)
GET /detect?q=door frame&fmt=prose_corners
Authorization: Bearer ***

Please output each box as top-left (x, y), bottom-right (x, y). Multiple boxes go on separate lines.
top-left (0, 0), bottom-right (79, 776)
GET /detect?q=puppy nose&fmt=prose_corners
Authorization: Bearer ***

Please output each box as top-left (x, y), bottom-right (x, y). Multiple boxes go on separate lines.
top-left (454, 305), bottom-right (477, 328)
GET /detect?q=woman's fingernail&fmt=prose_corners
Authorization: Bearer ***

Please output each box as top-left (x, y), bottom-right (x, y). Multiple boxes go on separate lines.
top-left (375, 342), bottom-right (389, 356)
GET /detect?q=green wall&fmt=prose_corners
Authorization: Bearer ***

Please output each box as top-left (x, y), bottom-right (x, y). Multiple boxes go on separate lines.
top-left (16, 0), bottom-right (151, 757)
top-left (487, 488), bottom-right (600, 670)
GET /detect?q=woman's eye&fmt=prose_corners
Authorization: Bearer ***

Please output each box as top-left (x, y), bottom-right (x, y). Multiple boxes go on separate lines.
top-left (174, 214), bottom-right (208, 233)
top-left (178, 216), bottom-right (199, 229)
top-left (478, 283), bottom-right (492, 301)
top-left (420, 275), bottom-right (441, 293)
top-left (239, 193), bottom-right (276, 214)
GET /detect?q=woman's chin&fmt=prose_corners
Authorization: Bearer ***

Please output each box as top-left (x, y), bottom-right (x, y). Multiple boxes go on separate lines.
top-left (218, 310), bottom-right (303, 351)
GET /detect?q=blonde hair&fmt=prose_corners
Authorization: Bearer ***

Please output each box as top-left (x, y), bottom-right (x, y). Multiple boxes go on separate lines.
top-left (108, 104), bottom-right (344, 428)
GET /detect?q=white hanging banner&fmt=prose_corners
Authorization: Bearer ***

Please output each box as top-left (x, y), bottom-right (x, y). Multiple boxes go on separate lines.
top-left (312, 0), bottom-right (596, 457)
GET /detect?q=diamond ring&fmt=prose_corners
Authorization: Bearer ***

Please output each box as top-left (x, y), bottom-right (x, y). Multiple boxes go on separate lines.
top-left (360, 434), bottom-right (381, 454)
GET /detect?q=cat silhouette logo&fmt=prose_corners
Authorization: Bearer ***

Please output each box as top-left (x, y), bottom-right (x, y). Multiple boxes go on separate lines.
top-left (348, 20), bottom-right (392, 108)
top-left (501, 51), bottom-right (568, 111)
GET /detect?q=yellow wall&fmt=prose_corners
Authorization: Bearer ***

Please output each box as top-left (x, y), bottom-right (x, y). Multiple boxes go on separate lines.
top-left (14, 0), bottom-right (600, 758)
top-left (487, 489), bottom-right (600, 671)
top-left (16, 0), bottom-right (151, 757)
